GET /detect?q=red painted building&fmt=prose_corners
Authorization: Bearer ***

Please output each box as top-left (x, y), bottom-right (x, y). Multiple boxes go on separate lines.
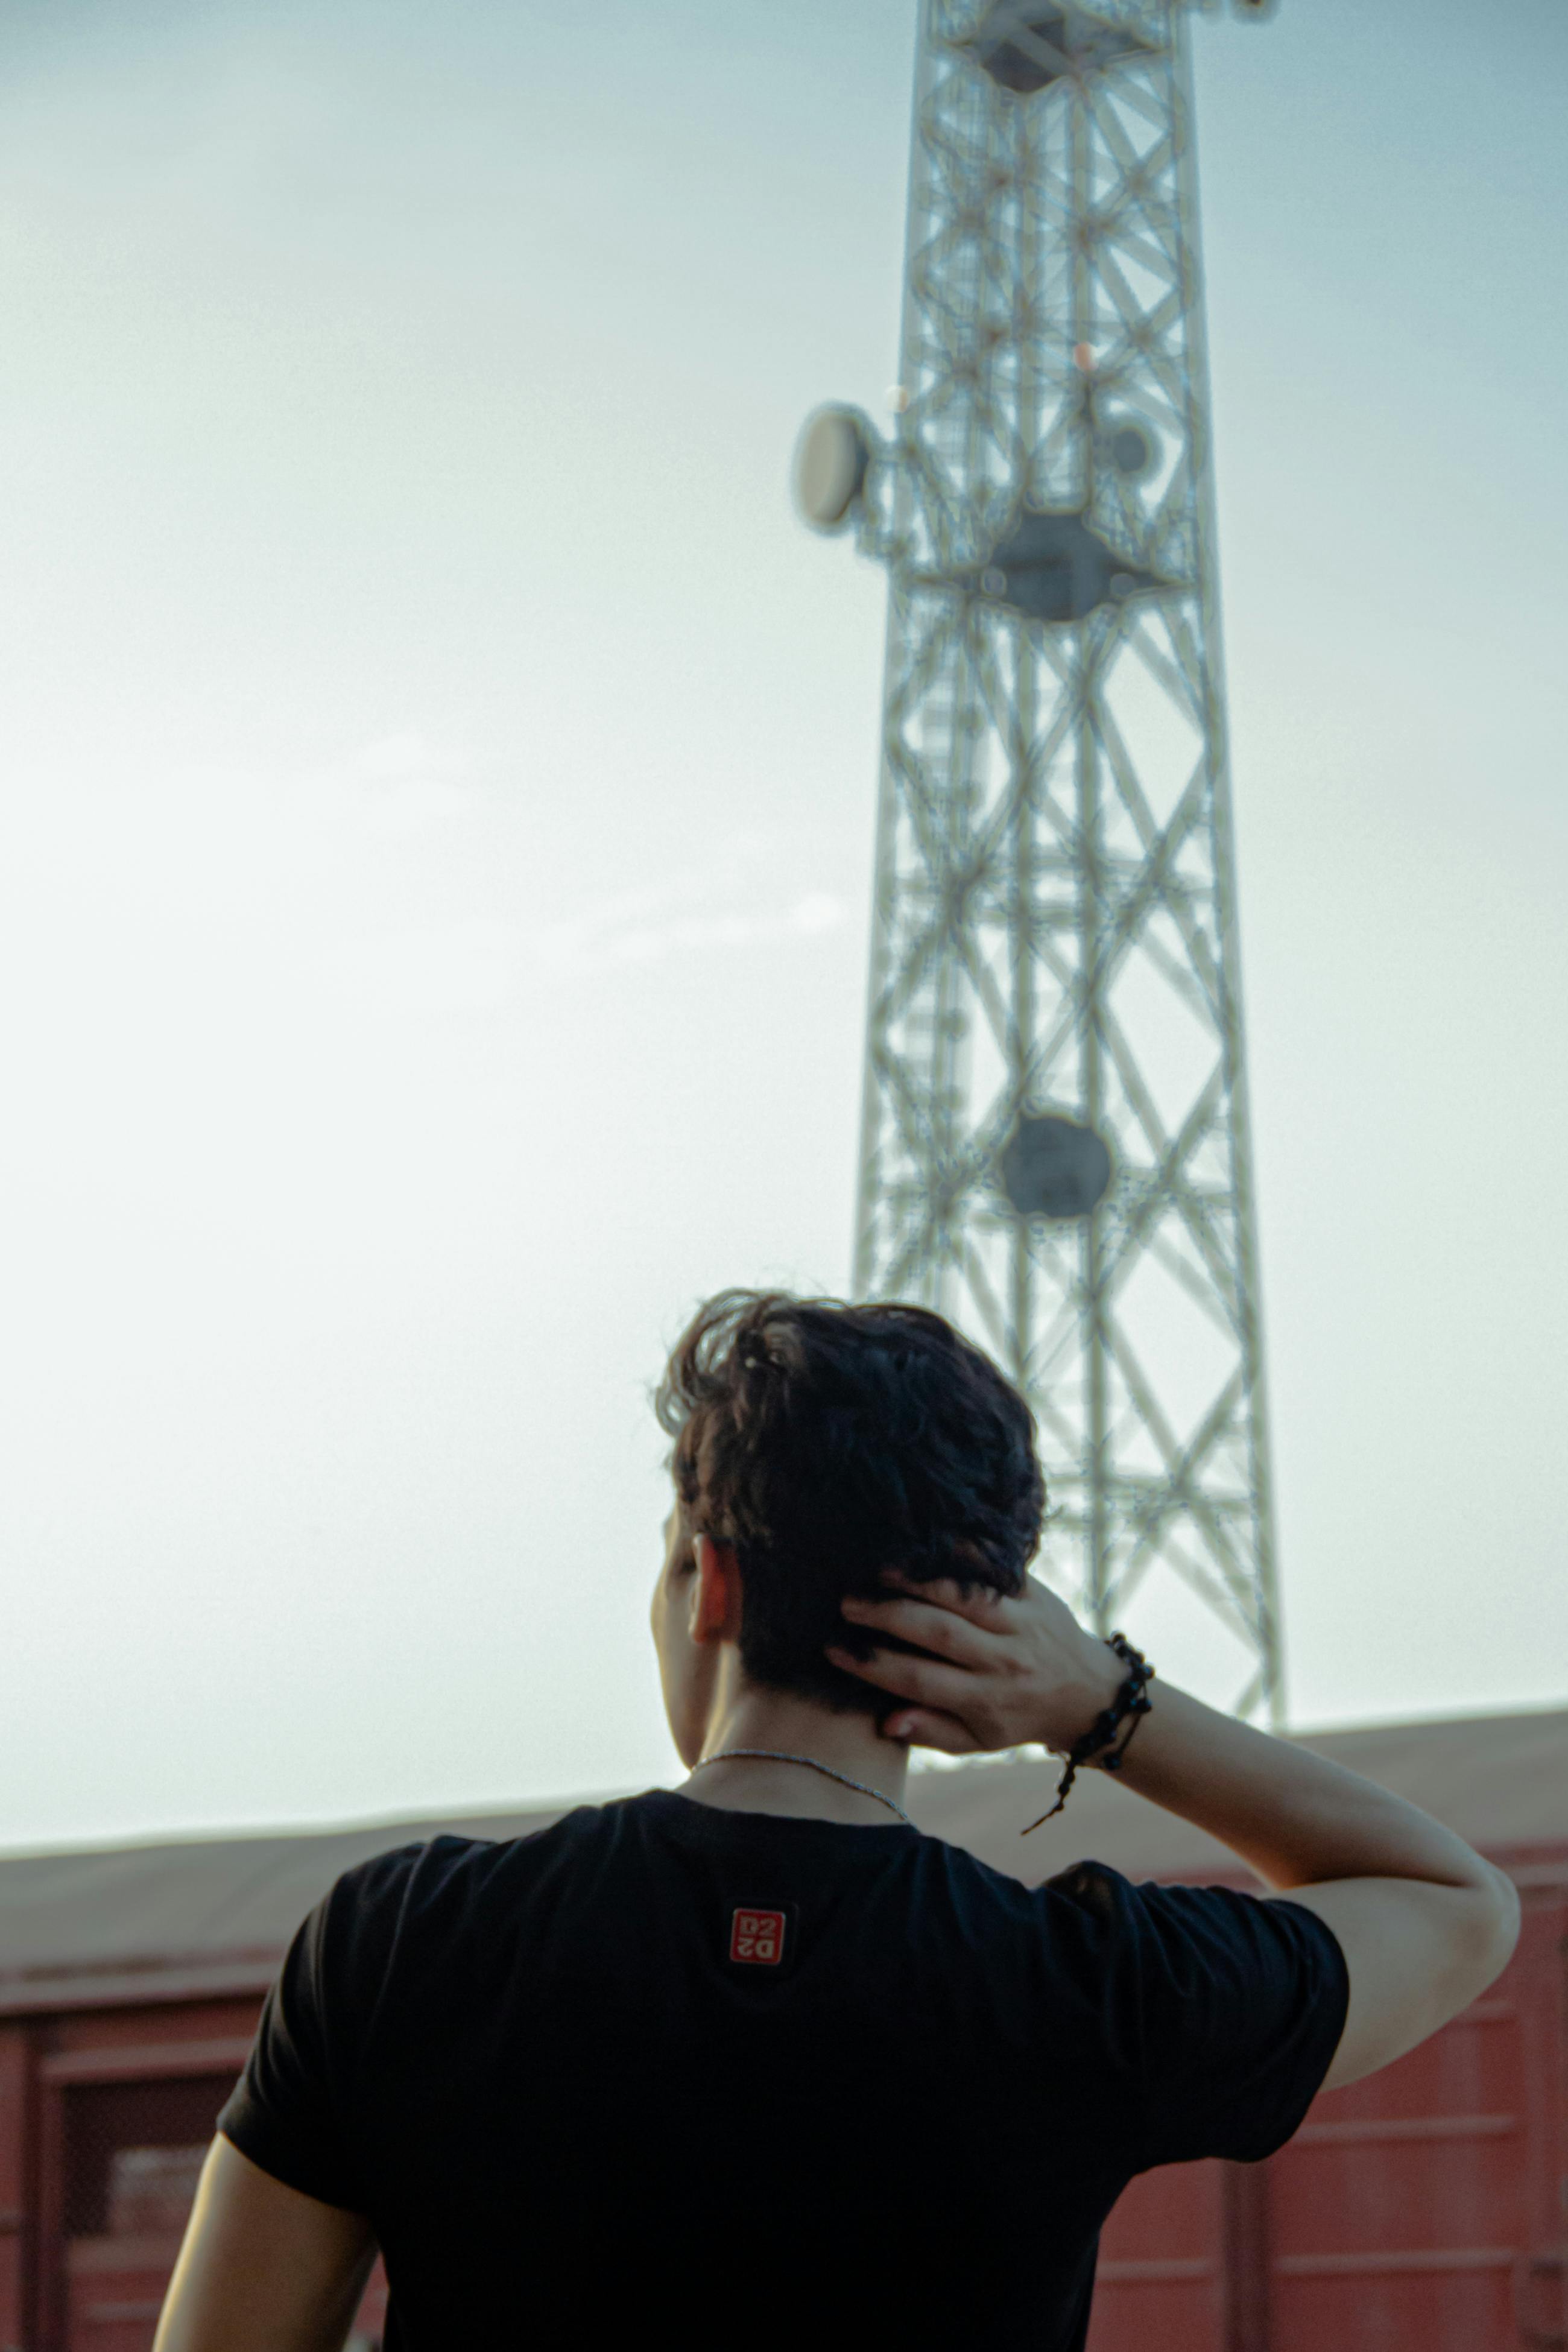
top-left (1, 1706), bottom-right (1563, 2351)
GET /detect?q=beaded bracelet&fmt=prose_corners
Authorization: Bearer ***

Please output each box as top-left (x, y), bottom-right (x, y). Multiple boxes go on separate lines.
top-left (1020, 1633), bottom-right (1155, 1835)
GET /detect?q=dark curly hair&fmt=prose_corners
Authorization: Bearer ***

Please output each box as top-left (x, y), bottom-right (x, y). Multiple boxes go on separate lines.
top-left (654, 1289), bottom-right (1045, 1714)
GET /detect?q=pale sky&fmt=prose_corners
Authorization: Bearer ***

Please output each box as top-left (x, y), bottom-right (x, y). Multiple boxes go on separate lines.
top-left (1, 0), bottom-right (1564, 1854)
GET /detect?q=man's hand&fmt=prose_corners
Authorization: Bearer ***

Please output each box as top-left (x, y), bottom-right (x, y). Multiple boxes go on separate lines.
top-left (827, 1572), bottom-right (1124, 1755)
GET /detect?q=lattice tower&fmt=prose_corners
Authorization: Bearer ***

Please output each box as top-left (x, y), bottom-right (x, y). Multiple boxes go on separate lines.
top-left (798, 0), bottom-right (1282, 1722)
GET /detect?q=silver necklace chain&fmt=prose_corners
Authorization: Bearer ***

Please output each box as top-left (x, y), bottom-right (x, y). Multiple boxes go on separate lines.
top-left (689, 1748), bottom-right (914, 1828)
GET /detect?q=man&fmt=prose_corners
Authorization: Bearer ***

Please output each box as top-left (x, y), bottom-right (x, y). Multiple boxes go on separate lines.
top-left (156, 1289), bottom-right (1519, 2350)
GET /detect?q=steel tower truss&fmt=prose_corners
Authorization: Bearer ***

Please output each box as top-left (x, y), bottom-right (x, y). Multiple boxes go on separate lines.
top-left (835, 0), bottom-right (1281, 1719)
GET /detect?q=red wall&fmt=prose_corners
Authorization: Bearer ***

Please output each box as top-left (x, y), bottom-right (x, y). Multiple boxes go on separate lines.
top-left (0, 1997), bottom-right (385, 2352)
top-left (1089, 1850), bottom-right (1568, 2352)
top-left (1, 1847), bottom-right (1561, 2351)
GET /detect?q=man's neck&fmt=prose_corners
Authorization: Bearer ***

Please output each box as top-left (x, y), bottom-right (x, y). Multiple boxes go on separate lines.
top-left (678, 1682), bottom-right (911, 1827)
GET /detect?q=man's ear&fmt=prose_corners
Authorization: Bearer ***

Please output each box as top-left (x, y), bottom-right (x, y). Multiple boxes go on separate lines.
top-left (690, 1535), bottom-right (743, 1644)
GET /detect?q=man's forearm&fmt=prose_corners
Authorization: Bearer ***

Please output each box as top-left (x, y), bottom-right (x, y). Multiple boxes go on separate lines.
top-left (1077, 1662), bottom-right (1502, 1898)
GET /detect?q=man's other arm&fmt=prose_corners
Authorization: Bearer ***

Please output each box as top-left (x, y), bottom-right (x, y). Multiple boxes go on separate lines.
top-left (832, 1576), bottom-right (1522, 2094)
top-left (1073, 1672), bottom-right (1520, 2090)
top-left (153, 2134), bottom-right (376, 2352)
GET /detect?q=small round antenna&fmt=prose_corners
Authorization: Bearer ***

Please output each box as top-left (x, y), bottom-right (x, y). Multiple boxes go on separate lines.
top-left (1105, 422), bottom-right (1155, 479)
top-left (792, 406), bottom-right (871, 533)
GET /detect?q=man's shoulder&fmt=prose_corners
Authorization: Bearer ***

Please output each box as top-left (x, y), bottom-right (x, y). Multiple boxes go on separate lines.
top-left (915, 1831), bottom-right (1135, 1915)
top-left (913, 1841), bottom-right (1265, 1965)
top-left (323, 1797), bottom-right (646, 1918)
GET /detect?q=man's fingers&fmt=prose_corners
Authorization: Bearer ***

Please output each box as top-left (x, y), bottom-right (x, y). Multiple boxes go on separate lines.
top-left (841, 1593), bottom-right (1000, 1665)
top-left (880, 1707), bottom-right (978, 1756)
top-left (825, 1643), bottom-right (975, 1715)
top-left (877, 1569), bottom-right (1013, 1626)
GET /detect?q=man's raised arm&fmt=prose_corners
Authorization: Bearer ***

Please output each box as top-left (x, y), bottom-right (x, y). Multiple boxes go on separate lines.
top-left (829, 1573), bottom-right (1521, 2093)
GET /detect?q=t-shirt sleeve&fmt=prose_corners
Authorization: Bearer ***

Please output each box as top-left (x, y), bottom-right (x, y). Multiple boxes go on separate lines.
top-left (1045, 1863), bottom-right (1350, 2170)
top-left (217, 1846), bottom-right (418, 2211)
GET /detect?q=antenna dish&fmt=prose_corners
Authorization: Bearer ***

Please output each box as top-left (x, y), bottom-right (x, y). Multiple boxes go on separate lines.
top-left (792, 406), bottom-right (871, 533)
top-left (959, 6), bottom-right (1160, 93)
top-left (969, 505), bottom-right (1165, 624)
top-left (999, 1114), bottom-right (1113, 1219)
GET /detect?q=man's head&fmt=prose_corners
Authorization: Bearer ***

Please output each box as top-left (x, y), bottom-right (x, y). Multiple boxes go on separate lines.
top-left (650, 1288), bottom-right (1044, 1749)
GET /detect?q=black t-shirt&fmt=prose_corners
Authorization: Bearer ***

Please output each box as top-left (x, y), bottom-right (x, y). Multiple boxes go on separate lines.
top-left (218, 1790), bottom-right (1347, 2350)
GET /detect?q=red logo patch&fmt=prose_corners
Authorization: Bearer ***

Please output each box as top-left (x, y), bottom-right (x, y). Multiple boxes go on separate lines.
top-left (729, 1907), bottom-right (786, 1965)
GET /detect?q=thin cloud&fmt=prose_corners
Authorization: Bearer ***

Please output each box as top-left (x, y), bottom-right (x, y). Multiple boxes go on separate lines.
top-left (335, 732), bottom-right (476, 838)
top-left (325, 890), bottom-right (847, 1014)
top-left (535, 888), bottom-right (844, 977)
